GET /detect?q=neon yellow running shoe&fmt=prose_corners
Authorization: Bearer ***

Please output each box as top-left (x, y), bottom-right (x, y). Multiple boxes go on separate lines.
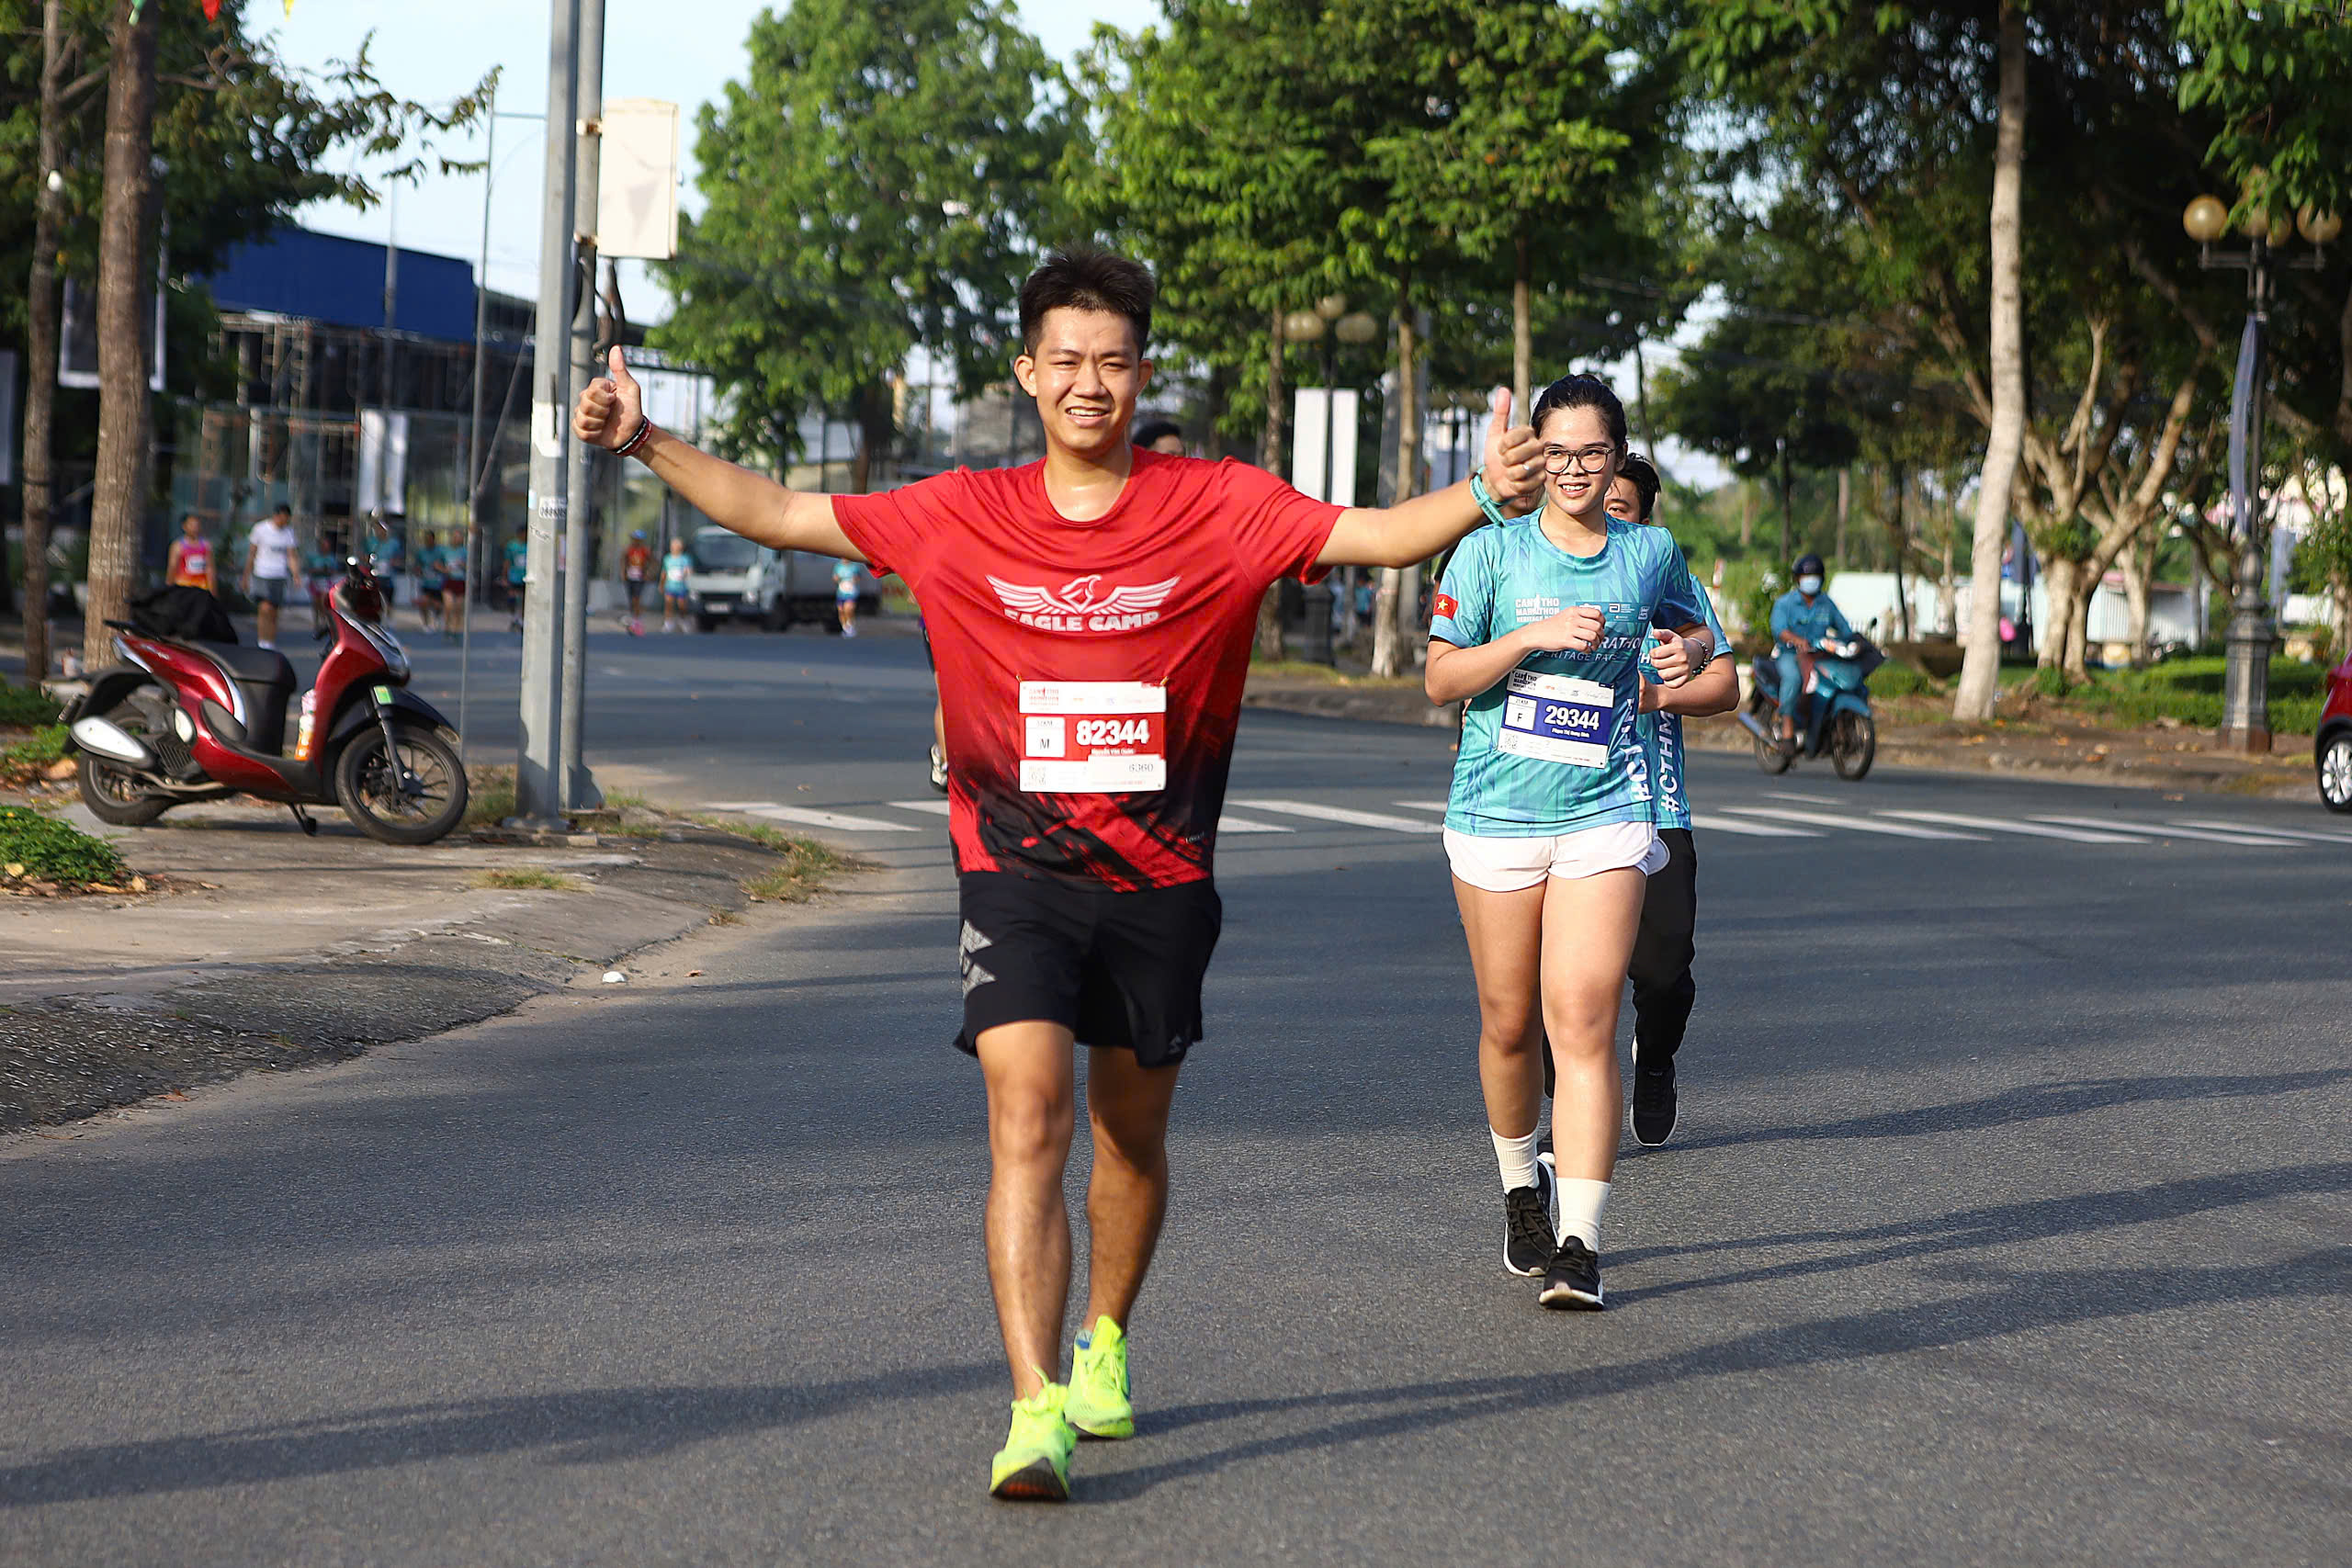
top-left (1065, 1315), bottom-right (1134, 1439)
top-left (989, 1382), bottom-right (1075, 1502)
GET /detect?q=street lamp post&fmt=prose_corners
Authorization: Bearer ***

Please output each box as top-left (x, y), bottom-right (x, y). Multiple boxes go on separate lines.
top-left (1281, 298), bottom-right (1380, 665)
top-left (2182, 193), bottom-right (2338, 752)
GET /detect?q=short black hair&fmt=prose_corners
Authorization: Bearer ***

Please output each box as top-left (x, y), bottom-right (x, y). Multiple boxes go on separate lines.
top-left (1132, 418), bottom-right (1182, 450)
top-left (1531, 372), bottom-right (1627, 451)
top-left (272, 502), bottom-right (292, 517)
top-left (1019, 247), bottom-right (1155, 356)
top-left (1617, 452), bottom-right (1661, 523)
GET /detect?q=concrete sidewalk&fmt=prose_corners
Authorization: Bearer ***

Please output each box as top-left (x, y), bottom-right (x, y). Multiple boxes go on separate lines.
top-left (2, 799), bottom-right (840, 1133)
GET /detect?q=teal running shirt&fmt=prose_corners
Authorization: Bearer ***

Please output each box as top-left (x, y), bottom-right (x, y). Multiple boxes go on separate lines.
top-left (1637, 548), bottom-right (1731, 832)
top-left (1432, 515), bottom-right (1707, 837)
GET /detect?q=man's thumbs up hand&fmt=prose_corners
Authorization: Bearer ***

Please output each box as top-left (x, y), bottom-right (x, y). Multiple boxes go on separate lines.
top-left (1478, 385), bottom-right (1543, 516)
top-left (574, 344), bottom-right (647, 453)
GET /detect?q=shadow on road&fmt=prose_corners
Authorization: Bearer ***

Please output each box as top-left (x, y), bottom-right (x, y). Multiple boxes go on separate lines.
top-left (1668, 1071), bottom-right (2352, 1154)
top-left (0, 1362), bottom-right (998, 1507)
top-left (1079, 1241), bottom-right (2350, 1504)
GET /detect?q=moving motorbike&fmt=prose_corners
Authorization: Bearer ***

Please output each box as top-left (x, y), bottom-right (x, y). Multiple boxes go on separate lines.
top-left (1740, 637), bottom-right (1883, 780)
top-left (61, 561), bottom-right (469, 843)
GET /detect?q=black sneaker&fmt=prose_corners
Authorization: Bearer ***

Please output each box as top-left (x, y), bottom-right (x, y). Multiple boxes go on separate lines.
top-left (1539, 1236), bottom-right (1605, 1310)
top-left (1502, 1156), bottom-right (1556, 1277)
top-left (1630, 1052), bottom-right (1678, 1147)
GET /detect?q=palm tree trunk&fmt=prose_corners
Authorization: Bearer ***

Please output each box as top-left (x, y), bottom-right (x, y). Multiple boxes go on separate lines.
top-left (19, 0), bottom-right (68, 679)
top-left (85, 0), bottom-right (161, 671)
top-left (1511, 234), bottom-right (1532, 418)
top-left (1258, 305), bottom-right (1287, 660)
top-left (1954, 0), bottom-right (2029, 721)
top-left (1372, 287), bottom-right (1419, 677)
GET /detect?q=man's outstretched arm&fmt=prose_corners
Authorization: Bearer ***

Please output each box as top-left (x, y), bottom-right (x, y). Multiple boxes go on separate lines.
top-left (573, 347), bottom-right (866, 562)
top-left (1315, 387), bottom-right (1544, 570)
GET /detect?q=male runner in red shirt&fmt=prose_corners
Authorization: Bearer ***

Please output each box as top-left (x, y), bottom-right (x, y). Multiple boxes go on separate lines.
top-left (574, 247), bottom-right (1544, 1501)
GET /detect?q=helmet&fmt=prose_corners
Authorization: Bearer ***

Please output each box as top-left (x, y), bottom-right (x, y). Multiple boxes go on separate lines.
top-left (1792, 553), bottom-right (1825, 580)
top-left (631, 530), bottom-right (646, 540)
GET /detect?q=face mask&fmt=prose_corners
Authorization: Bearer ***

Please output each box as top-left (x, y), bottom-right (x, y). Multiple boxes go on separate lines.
top-left (1798, 575), bottom-right (1823, 595)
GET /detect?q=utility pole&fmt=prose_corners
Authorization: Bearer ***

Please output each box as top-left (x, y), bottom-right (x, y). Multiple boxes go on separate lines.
top-left (515, 0), bottom-right (579, 826)
top-left (560, 0), bottom-right (606, 809)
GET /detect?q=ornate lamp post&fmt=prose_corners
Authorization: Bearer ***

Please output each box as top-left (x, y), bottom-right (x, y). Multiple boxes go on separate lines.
top-left (1283, 297), bottom-right (1381, 663)
top-left (2183, 193), bottom-right (2338, 751)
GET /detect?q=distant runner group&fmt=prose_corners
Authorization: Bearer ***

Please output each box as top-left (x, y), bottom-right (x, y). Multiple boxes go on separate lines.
top-left (574, 247), bottom-right (1735, 1501)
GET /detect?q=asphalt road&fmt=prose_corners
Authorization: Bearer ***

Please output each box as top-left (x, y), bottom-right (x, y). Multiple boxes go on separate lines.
top-left (6, 621), bottom-right (2348, 1565)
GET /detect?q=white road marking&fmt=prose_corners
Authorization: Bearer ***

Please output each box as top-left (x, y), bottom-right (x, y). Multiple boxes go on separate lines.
top-left (1391, 800), bottom-right (1451, 813)
top-left (2031, 815), bottom-right (2297, 847)
top-left (1764, 791), bottom-right (1847, 806)
top-left (701, 801), bottom-right (921, 832)
top-left (1875, 809), bottom-right (2148, 844)
top-left (887, 799), bottom-right (952, 817)
top-left (1692, 813), bottom-right (1821, 838)
top-left (1228, 798), bottom-right (1442, 834)
top-left (1216, 816), bottom-right (1294, 834)
top-left (1721, 807), bottom-right (1985, 840)
top-left (2169, 818), bottom-right (2352, 846)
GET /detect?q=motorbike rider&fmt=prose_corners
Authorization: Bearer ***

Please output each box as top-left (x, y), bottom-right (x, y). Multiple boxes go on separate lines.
top-left (1767, 553), bottom-right (1855, 750)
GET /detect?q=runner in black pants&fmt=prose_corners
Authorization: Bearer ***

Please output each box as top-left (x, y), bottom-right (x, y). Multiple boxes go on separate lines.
top-left (1540, 455), bottom-right (1736, 1144)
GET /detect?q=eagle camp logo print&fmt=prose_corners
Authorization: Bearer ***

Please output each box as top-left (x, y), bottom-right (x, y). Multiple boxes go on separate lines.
top-left (988, 574), bottom-right (1182, 633)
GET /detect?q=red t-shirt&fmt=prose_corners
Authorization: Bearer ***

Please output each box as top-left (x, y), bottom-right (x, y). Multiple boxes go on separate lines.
top-left (833, 452), bottom-right (1340, 890)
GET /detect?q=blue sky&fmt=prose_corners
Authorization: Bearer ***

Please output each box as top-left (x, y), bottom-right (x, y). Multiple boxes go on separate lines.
top-left (268, 0), bottom-right (1154, 308)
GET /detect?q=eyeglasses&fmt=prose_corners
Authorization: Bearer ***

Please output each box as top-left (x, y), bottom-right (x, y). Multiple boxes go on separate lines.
top-left (1541, 445), bottom-right (1618, 476)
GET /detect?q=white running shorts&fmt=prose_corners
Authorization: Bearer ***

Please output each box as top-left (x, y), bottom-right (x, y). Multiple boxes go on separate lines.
top-left (1443, 821), bottom-right (1667, 893)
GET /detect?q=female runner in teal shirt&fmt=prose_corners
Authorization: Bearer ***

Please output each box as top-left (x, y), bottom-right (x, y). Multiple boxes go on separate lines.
top-left (1426, 373), bottom-right (1714, 1312)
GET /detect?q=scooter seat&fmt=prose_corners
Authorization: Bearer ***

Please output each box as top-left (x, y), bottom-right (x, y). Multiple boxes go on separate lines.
top-left (191, 640), bottom-right (296, 689)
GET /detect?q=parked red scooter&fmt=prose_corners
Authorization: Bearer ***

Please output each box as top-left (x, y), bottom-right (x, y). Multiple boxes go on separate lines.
top-left (62, 558), bottom-right (469, 843)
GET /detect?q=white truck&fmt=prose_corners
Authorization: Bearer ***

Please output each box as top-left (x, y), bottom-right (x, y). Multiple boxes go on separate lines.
top-left (684, 526), bottom-right (878, 633)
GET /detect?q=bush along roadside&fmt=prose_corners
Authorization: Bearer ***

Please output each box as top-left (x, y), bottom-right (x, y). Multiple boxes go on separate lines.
top-left (0, 806), bottom-right (146, 896)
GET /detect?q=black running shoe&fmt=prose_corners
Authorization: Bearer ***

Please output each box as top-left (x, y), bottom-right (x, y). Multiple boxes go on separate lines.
top-left (1502, 1156), bottom-right (1556, 1277)
top-left (1539, 1236), bottom-right (1605, 1310)
top-left (1630, 1054), bottom-right (1678, 1147)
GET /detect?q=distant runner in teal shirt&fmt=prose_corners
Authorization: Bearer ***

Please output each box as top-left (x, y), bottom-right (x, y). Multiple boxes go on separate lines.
top-left (1425, 372), bottom-right (1715, 1314)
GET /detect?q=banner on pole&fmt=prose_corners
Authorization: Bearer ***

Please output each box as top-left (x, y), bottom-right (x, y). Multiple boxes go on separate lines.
top-left (1289, 388), bottom-right (1361, 506)
top-left (356, 410), bottom-right (412, 516)
top-left (596, 99), bottom-right (681, 260)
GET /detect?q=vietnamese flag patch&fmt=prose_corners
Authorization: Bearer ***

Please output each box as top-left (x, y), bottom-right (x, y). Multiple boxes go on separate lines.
top-left (1432, 592), bottom-right (1460, 621)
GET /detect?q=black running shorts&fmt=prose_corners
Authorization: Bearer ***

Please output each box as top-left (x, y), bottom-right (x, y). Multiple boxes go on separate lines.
top-left (956, 871), bottom-right (1223, 1068)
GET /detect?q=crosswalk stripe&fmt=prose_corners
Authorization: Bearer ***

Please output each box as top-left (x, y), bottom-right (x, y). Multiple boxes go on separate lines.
top-left (2169, 818), bottom-right (2352, 846)
top-left (888, 799), bottom-right (952, 817)
top-left (1722, 806), bottom-right (1985, 840)
top-left (1228, 798), bottom-right (1442, 834)
top-left (702, 802), bottom-right (921, 832)
top-left (1692, 812), bottom-right (1821, 838)
top-left (1216, 816), bottom-right (1295, 834)
top-left (1875, 809), bottom-right (2147, 844)
top-left (2031, 814), bottom-right (2297, 847)
top-left (1392, 800), bottom-right (1451, 813)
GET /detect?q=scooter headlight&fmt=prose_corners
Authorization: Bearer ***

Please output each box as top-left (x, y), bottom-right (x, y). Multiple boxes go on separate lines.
top-left (358, 620), bottom-right (412, 680)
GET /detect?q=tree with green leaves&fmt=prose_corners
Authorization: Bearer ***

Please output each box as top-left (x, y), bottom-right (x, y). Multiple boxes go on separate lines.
top-left (2, 0), bottom-right (488, 671)
top-left (654, 0), bottom-right (1071, 490)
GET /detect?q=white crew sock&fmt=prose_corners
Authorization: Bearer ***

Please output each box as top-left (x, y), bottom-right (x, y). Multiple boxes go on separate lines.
top-left (1555, 1179), bottom-right (1611, 1251)
top-left (1489, 1127), bottom-right (1542, 1194)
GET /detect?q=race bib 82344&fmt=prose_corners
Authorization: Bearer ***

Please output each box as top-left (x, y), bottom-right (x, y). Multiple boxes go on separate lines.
top-left (1018, 681), bottom-right (1167, 793)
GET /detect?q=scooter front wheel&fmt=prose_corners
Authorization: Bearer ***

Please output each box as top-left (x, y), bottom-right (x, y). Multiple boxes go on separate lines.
top-left (1752, 707), bottom-right (1793, 774)
top-left (1830, 711), bottom-right (1877, 780)
top-left (335, 724), bottom-right (469, 845)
